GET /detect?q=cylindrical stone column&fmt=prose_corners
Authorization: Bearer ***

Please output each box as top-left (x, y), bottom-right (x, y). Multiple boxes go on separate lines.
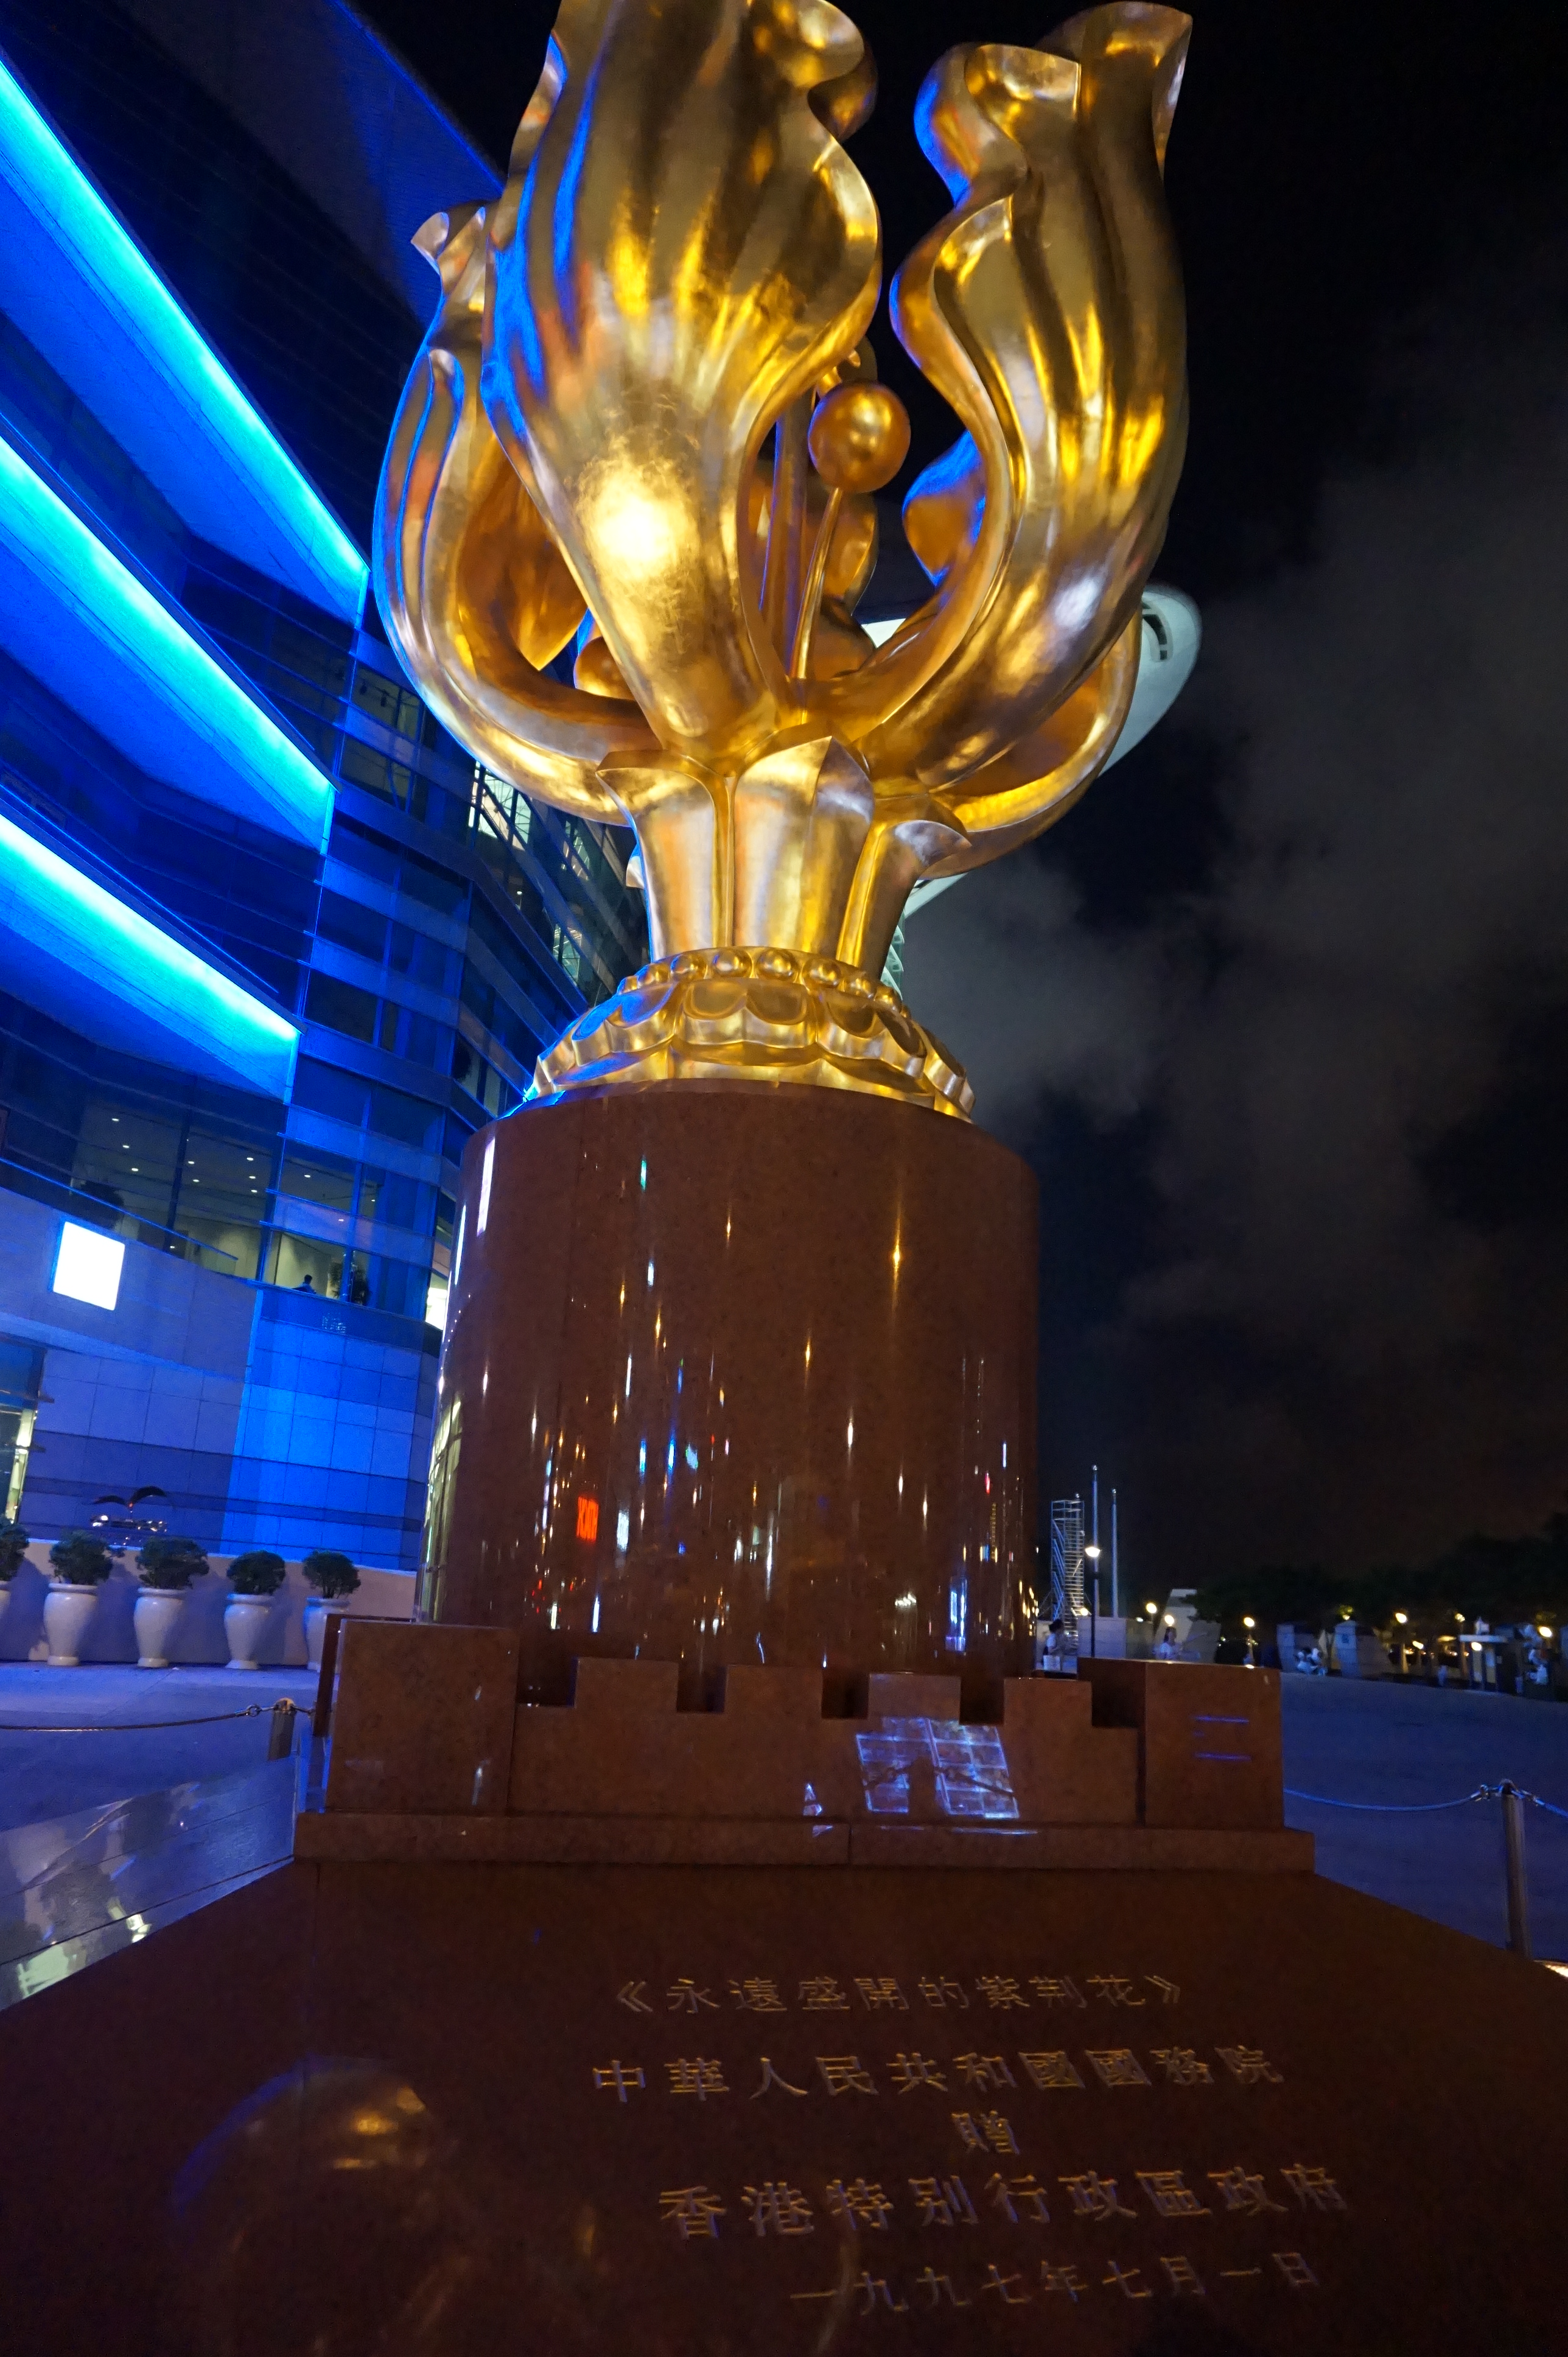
top-left (422, 1086), bottom-right (1037, 1698)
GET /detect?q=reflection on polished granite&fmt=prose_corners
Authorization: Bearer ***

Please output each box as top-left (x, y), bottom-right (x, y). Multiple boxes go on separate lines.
top-left (2, 1854), bottom-right (1568, 2352)
top-left (425, 1086), bottom-right (1039, 1684)
top-left (0, 1757), bottom-right (298, 2010)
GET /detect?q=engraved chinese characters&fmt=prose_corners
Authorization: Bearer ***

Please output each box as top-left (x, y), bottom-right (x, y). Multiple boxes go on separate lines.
top-left (598, 1958), bottom-right (1348, 2321)
top-left (374, 0), bottom-right (1191, 1110)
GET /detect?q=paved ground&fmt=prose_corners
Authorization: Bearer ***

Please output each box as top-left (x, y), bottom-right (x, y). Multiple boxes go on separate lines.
top-left (1282, 1675), bottom-right (1568, 1958)
top-left (3, 1662), bottom-right (1565, 1957)
top-left (0, 1664), bottom-right (317, 1832)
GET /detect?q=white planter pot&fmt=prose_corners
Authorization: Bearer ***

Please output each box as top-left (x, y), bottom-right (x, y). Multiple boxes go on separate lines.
top-left (133, 1586), bottom-right (186, 1669)
top-left (44, 1581), bottom-right (100, 1666)
top-left (224, 1594), bottom-right (273, 1670)
top-left (303, 1595), bottom-right (332, 1670)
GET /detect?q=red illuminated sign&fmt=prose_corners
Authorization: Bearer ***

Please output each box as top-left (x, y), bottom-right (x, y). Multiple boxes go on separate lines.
top-left (576, 1494), bottom-right (600, 1542)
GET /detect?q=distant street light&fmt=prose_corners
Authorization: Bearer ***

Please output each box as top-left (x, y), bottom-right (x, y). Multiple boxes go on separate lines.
top-left (1395, 1611), bottom-right (1409, 1625)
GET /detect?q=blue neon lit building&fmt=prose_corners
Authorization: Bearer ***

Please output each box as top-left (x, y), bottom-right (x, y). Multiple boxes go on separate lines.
top-left (0, 0), bottom-right (645, 1576)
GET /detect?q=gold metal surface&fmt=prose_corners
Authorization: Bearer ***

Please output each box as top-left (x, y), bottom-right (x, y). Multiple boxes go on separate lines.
top-left (374, 1), bottom-right (1189, 1106)
top-left (533, 946), bottom-right (974, 1113)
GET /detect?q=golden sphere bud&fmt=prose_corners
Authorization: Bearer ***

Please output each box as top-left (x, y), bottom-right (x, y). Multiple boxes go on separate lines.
top-left (808, 382), bottom-right (910, 494)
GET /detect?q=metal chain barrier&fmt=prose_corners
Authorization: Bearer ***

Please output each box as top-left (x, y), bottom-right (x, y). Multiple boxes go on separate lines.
top-left (0, 1701), bottom-right (298, 1734)
top-left (1286, 1778), bottom-right (1567, 1963)
top-left (1284, 1785), bottom-right (1488, 1812)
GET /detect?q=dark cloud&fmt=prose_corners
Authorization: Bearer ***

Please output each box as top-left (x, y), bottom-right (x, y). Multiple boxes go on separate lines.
top-left (903, 248), bottom-right (1568, 1580)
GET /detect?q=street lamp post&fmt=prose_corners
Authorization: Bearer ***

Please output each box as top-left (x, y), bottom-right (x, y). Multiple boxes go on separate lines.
top-left (1084, 1543), bottom-right (1102, 1656)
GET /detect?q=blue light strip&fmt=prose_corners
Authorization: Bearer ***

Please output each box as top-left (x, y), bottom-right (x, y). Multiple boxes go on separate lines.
top-left (0, 54), bottom-right (367, 623)
top-left (0, 430), bottom-right (334, 850)
top-left (0, 807), bottom-right (298, 1099)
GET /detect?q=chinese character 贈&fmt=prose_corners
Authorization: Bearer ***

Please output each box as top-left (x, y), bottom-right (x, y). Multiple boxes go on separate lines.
top-left (1018, 2050), bottom-right (1085, 2090)
top-left (592, 2060), bottom-right (645, 2103)
top-left (953, 2111), bottom-right (1021, 2156)
top-left (660, 2185), bottom-right (726, 2240)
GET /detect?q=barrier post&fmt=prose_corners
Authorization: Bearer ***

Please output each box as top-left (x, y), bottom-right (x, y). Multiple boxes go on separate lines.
top-left (1499, 1781), bottom-right (1533, 1958)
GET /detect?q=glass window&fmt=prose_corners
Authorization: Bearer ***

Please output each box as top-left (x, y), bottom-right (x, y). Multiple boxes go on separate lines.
top-left (366, 1080), bottom-right (444, 1154)
top-left (316, 891), bottom-right (387, 964)
top-left (278, 1151), bottom-right (357, 1214)
top-left (292, 1058), bottom-right (371, 1130)
top-left (306, 972), bottom-right (378, 1044)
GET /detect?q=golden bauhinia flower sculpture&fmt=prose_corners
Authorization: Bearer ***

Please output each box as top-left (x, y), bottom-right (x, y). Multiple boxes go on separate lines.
top-left (376, 0), bottom-right (1190, 1118)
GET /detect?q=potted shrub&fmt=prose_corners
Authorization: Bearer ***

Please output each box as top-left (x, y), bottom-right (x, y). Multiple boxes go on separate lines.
top-left (301, 1549), bottom-right (359, 1669)
top-left (133, 1534), bottom-right (209, 1669)
top-left (0, 1518), bottom-right (27, 1640)
top-left (46, 1529), bottom-right (114, 1664)
top-left (224, 1550), bottom-right (285, 1670)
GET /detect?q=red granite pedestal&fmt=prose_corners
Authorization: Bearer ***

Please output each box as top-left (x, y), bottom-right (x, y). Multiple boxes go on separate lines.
top-left (424, 1085), bottom-right (1038, 1698)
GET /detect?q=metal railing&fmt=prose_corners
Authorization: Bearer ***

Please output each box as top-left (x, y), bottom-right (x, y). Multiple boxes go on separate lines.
top-left (1285, 1778), bottom-right (1568, 1961)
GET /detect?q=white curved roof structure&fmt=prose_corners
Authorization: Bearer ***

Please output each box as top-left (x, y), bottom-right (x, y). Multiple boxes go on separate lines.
top-left (900, 582), bottom-right (1200, 920)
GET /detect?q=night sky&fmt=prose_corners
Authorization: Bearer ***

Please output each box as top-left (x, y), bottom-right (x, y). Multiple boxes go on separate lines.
top-left (362, 0), bottom-right (1568, 1585)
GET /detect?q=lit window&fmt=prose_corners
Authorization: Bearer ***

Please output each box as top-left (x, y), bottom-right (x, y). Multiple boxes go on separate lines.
top-left (53, 1221), bottom-right (124, 1309)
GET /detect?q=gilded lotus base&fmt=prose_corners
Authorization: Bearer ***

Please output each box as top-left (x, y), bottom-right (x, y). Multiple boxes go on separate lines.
top-left (527, 947), bottom-right (974, 1117)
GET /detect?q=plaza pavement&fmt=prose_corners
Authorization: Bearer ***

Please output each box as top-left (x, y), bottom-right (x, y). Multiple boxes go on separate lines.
top-left (1282, 1673), bottom-right (1568, 1961)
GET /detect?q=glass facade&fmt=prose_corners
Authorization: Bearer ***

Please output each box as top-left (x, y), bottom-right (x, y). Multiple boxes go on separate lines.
top-left (0, 0), bottom-right (647, 1569)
